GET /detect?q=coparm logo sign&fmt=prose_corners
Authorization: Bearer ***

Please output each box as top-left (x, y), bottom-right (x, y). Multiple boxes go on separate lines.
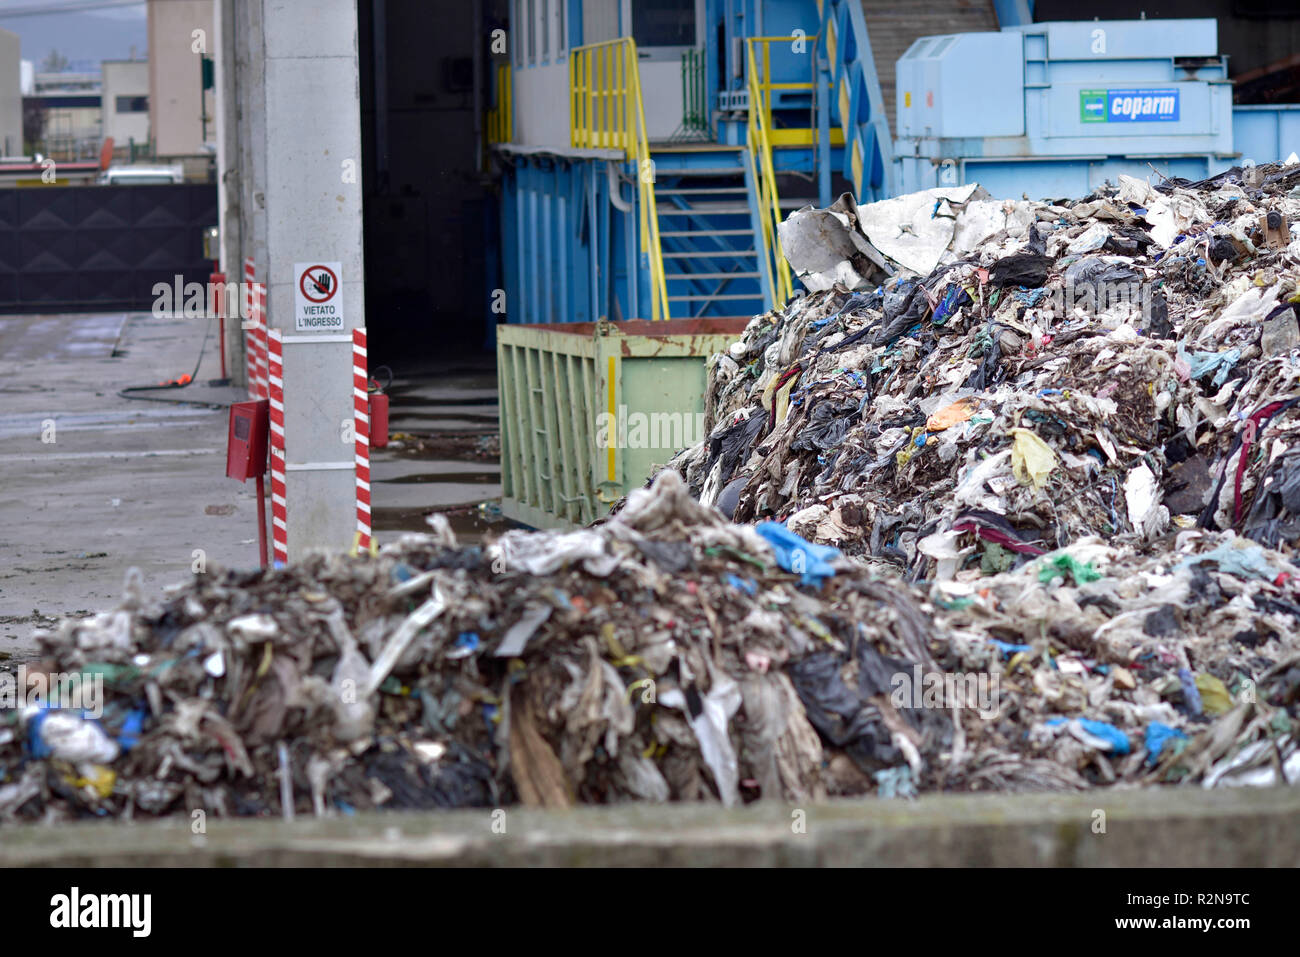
top-left (1080, 88), bottom-right (1179, 123)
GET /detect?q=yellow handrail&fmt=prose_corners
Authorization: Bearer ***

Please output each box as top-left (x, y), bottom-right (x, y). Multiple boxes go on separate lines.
top-left (487, 63), bottom-right (512, 144)
top-left (746, 37), bottom-right (795, 306)
top-left (570, 38), bottom-right (668, 320)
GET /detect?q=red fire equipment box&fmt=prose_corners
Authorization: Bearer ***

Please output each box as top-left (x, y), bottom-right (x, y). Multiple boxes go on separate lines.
top-left (226, 399), bottom-right (269, 481)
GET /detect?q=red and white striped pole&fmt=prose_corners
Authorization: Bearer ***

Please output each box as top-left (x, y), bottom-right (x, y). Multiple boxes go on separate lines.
top-left (352, 328), bottom-right (371, 552)
top-left (244, 258), bottom-right (258, 398)
top-left (255, 283), bottom-right (269, 400)
top-left (267, 329), bottom-right (288, 566)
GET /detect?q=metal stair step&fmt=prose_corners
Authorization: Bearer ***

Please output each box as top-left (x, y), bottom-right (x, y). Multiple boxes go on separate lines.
top-left (662, 249), bottom-right (757, 258)
top-left (665, 271), bottom-right (761, 280)
top-left (655, 186), bottom-right (748, 195)
top-left (657, 204), bottom-right (751, 215)
top-left (660, 228), bottom-right (753, 237)
top-left (667, 293), bottom-right (765, 301)
top-left (654, 167), bottom-right (747, 177)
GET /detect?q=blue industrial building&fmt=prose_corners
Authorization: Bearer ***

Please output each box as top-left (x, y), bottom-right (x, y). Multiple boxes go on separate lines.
top-left (484, 1), bottom-right (1300, 333)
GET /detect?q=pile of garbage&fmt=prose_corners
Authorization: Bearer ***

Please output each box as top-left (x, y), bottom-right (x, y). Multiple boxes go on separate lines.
top-left (3, 467), bottom-right (1299, 822)
top-left (675, 166), bottom-right (1300, 567)
top-left (6, 168), bottom-right (1300, 822)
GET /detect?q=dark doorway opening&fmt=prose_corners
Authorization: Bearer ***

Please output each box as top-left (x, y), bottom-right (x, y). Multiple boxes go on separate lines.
top-left (358, 0), bottom-right (501, 367)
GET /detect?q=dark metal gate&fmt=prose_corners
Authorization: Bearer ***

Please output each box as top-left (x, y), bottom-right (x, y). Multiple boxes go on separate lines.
top-left (0, 184), bottom-right (217, 313)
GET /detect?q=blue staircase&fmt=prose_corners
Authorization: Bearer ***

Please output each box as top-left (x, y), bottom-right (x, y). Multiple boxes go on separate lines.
top-left (654, 155), bottom-right (764, 318)
top-left (653, 151), bottom-right (822, 318)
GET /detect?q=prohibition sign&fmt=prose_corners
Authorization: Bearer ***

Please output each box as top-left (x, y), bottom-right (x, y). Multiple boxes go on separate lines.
top-left (299, 264), bottom-right (339, 304)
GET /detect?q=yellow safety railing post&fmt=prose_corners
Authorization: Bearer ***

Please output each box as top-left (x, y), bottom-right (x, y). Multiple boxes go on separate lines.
top-left (746, 37), bottom-right (795, 306)
top-left (487, 63), bottom-right (512, 146)
top-left (570, 38), bottom-right (667, 320)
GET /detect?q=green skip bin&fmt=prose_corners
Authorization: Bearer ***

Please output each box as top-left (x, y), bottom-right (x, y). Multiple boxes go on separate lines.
top-left (497, 317), bottom-right (749, 529)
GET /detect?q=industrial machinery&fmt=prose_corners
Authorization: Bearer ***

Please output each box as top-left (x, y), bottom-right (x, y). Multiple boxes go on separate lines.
top-left (894, 18), bottom-right (1300, 197)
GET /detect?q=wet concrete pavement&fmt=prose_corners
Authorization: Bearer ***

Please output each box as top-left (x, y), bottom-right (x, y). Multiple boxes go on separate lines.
top-left (0, 312), bottom-right (257, 663)
top-left (369, 360), bottom-right (506, 540)
top-left (0, 313), bottom-right (505, 664)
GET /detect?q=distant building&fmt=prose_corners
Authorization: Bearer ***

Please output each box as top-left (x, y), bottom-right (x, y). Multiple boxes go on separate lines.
top-left (102, 60), bottom-right (150, 155)
top-left (29, 72), bottom-right (102, 161)
top-left (0, 29), bottom-right (21, 156)
top-left (146, 0), bottom-right (214, 174)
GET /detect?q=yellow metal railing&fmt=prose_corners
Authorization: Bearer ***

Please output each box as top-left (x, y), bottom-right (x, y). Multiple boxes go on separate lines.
top-left (745, 37), bottom-right (846, 306)
top-left (487, 63), bottom-right (512, 145)
top-left (570, 38), bottom-right (668, 320)
top-left (746, 37), bottom-right (795, 306)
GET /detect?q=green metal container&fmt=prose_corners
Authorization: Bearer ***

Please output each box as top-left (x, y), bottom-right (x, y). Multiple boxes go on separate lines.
top-left (497, 317), bottom-right (749, 529)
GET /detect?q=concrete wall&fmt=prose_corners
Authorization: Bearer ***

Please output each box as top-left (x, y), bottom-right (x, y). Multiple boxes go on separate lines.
top-left (0, 29), bottom-right (21, 156)
top-left (101, 60), bottom-right (151, 149)
top-left (514, 62), bottom-right (569, 147)
top-left (512, 0), bottom-right (574, 150)
top-left (4, 787), bottom-right (1300, 866)
top-left (583, 0), bottom-right (619, 44)
top-left (225, 0), bottom-right (366, 557)
top-left (147, 0), bottom-right (215, 157)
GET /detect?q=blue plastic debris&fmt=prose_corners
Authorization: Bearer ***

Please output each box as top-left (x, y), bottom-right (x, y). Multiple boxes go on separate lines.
top-left (1046, 717), bottom-right (1131, 754)
top-left (755, 521), bottom-right (841, 587)
top-left (1144, 722), bottom-right (1188, 766)
top-left (874, 765), bottom-right (917, 799)
top-left (1178, 667), bottom-right (1203, 717)
top-left (1175, 542), bottom-right (1280, 582)
top-left (117, 708), bottom-right (146, 752)
top-left (725, 574), bottom-right (757, 596)
top-left (448, 631), bottom-right (480, 660)
top-left (1179, 345), bottom-right (1241, 388)
top-left (932, 284), bottom-right (970, 325)
top-left (987, 637), bottom-right (1032, 657)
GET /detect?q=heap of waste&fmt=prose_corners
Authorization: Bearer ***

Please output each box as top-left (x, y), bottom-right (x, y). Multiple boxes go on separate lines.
top-left (680, 169), bottom-right (1300, 560)
top-left (6, 167), bottom-right (1300, 821)
top-left (3, 466), bottom-right (1299, 822)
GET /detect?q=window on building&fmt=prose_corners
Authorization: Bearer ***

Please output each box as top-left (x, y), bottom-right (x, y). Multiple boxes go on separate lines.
top-left (526, 0), bottom-right (535, 63)
top-left (557, 0), bottom-right (566, 56)
top-left (115, 95), bottom-right (148, 113)
top-left (632, 0), bottom-right (696, 48)
top-left (540, 0), bottom-right (549, 62)
top-left (513, 0), bottom-right (523, 67)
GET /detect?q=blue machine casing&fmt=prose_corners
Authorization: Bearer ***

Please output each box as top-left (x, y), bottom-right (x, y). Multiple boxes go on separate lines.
top-left (894, 18), bottom-right (1238, 198)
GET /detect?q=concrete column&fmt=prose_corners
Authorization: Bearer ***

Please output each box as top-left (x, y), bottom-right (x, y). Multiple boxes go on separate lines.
top-left (213, 0), bottom-right (244, 385)
top-left (235, 0), bottom-right (267, 282)
top-left (233, 0), bottom-right (367, 558)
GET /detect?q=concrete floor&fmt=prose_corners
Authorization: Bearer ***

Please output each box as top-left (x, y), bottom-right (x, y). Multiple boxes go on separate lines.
top-left (0, 313), bottom-right (504, 665)
top-left (0, 311), bottom-right (258, 663)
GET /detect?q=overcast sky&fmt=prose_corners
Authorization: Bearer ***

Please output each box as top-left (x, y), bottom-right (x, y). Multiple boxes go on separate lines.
top-left (0, 0), bottom-right (147, 71)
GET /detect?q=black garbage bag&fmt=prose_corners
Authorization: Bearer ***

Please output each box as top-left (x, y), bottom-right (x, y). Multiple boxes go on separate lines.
top-left (788, 651), bottom-right (903, 772)
top-left (792, 396), bottom-right (862, 454)
top-left (706, 412), bottom-right (765, 486)
top-left (988, 253), bottom-right (1051, 288)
